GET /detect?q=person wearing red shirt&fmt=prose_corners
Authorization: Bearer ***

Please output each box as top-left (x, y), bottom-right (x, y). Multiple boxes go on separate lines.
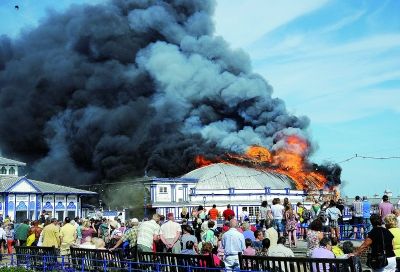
top-left (222, 204), bottom-right (235, 221)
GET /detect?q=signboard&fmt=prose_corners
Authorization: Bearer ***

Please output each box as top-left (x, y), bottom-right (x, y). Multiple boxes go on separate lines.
top-left (42, 195), bottom-right (54, 210)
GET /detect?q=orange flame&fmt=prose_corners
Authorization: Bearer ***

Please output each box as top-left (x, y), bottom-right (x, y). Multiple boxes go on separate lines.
top-left (194, 135), bottom-right (327, 190)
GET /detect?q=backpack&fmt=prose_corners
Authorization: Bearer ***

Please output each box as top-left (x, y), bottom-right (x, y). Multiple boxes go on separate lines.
top-left (302, 209), bottom-right (311, 221)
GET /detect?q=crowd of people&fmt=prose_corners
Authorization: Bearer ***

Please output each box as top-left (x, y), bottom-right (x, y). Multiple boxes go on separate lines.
top-left (0, 195), bottom-right (399, 270)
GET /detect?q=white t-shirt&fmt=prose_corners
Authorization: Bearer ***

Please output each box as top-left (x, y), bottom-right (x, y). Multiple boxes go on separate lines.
top-left (160, 220), bottom-right (182, 240)
top-left (271, 204), bottom-right (285, 219)
top-left (239, 211), bottom-right (249, 221)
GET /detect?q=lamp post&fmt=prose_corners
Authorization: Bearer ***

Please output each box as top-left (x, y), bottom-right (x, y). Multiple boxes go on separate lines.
top-left (99, 199), bottom-right (103, 211)
top-left (203, 196), bottom-right (206, 208)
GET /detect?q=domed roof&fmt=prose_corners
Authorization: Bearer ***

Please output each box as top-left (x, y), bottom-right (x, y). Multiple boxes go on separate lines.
top-left (182, 163), bottom-right (295, 190)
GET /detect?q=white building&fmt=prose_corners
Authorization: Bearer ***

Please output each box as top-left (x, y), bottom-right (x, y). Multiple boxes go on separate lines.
top-left (145, 163), bottom-right (307, 219)
top-left (0, 156), bottom-right (96, 222)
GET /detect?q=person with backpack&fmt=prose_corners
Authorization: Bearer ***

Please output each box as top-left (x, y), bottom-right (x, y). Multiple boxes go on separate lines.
top-left (326, 200), bottom-right (342, 239)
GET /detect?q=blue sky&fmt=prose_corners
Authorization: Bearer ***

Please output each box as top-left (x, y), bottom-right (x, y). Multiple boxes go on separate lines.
top-left (1, 0), bottom-right (399, 197)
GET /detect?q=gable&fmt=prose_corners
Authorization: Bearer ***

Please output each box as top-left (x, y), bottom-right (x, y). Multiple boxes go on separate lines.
top-left (9, 180), bottom-right (38, 193)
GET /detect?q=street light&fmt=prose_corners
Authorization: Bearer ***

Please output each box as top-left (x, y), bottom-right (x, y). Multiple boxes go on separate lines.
top-left (203, 196), bottom-right (206, 208)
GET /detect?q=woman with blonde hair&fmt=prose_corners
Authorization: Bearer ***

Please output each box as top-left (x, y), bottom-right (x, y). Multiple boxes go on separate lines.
top-left (81, 219), bottom-right (97, 244)
top-left (384, 214), bottom-right (400, 256)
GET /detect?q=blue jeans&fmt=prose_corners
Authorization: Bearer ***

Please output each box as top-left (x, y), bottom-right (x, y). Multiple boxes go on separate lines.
top-left (273, 219), bottom-right (284, 233)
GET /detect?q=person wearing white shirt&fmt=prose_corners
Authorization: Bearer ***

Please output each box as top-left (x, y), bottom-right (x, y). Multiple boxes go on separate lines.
top-left (160, 213), bottom-right (182, 253)
top-left (271, 198), bottom-right (285, 236)
top-left (268, 236), bottom-right (294, 257)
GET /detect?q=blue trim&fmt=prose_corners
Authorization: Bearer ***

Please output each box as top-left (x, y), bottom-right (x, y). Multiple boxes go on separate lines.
top-left (5, 195), bottom-right (8, 215)
top-left (188, 192), bottom-right (306, 197)
top-left (150, 178), bottom-right (198, 183)
top-left (16, 201), bottom-right (28, 211)
top-left (5, 177), bottom-right (42, 193)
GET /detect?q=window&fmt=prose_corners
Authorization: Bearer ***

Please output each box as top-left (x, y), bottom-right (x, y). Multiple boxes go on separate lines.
top-left (249, 207), bottom-right (260, 216)
top-left (9, 167), bottom-right (15, 175)
top-left (159, 186), bottom-right (168, 194)
top-left (1, 167), bottom-right (6, 174)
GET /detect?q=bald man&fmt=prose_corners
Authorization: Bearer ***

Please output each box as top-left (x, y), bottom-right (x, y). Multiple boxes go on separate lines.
top-left (221, 219), bottom-right (245, 270)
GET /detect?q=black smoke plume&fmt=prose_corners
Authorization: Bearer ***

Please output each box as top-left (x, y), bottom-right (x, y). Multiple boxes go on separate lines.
top-left (0, 0), bottom-right (340, 187)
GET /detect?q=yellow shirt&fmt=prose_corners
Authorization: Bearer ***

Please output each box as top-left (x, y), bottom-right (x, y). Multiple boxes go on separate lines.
top-left (332, 245), bottom-right (344, 257)
top-left (42, 224), bottom-right (61, 248)
top-left (389, 227), bottom-right (400, 256)
top-left (60, 223), bottom-right (76, 244)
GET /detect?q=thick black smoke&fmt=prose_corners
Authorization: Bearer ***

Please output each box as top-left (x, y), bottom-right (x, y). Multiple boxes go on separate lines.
top-left (0, 0), bottom-right (338, 186)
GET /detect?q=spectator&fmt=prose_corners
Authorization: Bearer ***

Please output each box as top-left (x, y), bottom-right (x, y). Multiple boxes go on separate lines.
top-left (285, 206), bottom-right (298, 248)
top-left (259, 201), bottom-right (272, 230)
top-left (181, 240), bottom-right (196, 255)
top-left (268, 236), bottom-right (294, 257)
top-left (311, 199), bottom-right (321, 219)
top-left (181, 225), bottom-right (197, 251)
top-left (395, 209), bottom-right (400, 228)
top-left (264, 220), bottom-right (278, 248)
top-left (379, 195), bottom-right (394, 220)
top-left (326, 200), bottom-right (341, 239)
top-left (384, 214), bottom-right (400, 257)
top-left (271, 198), bottom-right (285, 237)
top-left (252, 229), bottom-right (264, 251)
top-left (81, 219), bottom-right (97, 244)
top-left (202, 242), bottom-right (221, 267)
top-left (160, 213), bottom-right (182, 253)
top-left (354, 214), bottom-right (396, 271)
top-left (197, 205), bottom-right (207, 222)
top-left (0, 224), bottom-right (6, 255)
top-left (330, 237), bottom-right (344, 257)
top-left (352, 196), bottom-right (363, 239)
top-left (311, 237), bottom-right (335, 271)
top-left (137, 214), bottom-right (161, 253)
top-left (203, 221), bottom-right (216, 246)
top-left (221, 219), bottom-right (245, 270)
top-left (42, 218), bottom-right (60, 248)
top-left (307, 219), bottom-right (324, 257)
top-left (15, 219), bottom-right (30, 246)
top-left (243, 238), bottom-right (256, 256)
top-left (110, 218), bottom-right (139, 253)
top-left (60, 217), bottom-right (76, 256)
top-left (239, 207), bottom-right (250, 222)
top-left (256, 238), bottom-right (270, 257)
top-left (208, 204), bottom-right (219, 221)
top-left (241, 222), bottom-right (255, 242)
top-left (336, 199), bottom-right (345, 225)
top-left (362, 196), bottom-right (372, 234)
top-left (180, 207), bottom-right (189, 220)
top-left (5, 224), bottom-right (14, 254)
top-left (28, 220), bottom-right (42, 246)
top-left (222, 204), bottom-right (235, 221)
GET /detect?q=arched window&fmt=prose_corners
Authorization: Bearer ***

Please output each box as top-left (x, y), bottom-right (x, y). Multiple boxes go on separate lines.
top-left (9, 167), bottom-right (15, 175)
top-left (1, 167), bottom-right (6, 174)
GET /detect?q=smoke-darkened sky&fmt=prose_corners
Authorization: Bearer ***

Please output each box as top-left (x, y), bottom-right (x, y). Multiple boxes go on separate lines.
top-left (0, 0), bottom-right (314, 187)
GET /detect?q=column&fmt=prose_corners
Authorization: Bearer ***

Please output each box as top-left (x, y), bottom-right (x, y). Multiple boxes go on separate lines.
top-left (150, 185), bottom-right (157, 203)
top-left (171, 184), bottom-right (176, 203)
top-left (182, 184), bottom-right (188, 202)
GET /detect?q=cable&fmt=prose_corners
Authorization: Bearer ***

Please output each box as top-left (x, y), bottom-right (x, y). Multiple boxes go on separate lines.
top-left (337, 154), bottom-right (400, 164)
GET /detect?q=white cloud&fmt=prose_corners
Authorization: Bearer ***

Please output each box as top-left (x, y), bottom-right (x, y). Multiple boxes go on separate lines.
top-left (214, 0), bottom-right (328, 49)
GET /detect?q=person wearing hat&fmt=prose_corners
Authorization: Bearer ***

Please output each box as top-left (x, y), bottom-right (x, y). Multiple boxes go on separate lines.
top-left (110, 218), bottom-right (139, 255)
top-left (42, 218), bottom-right (60, 248)
top-left (160, 213), bottom-right (182, 253)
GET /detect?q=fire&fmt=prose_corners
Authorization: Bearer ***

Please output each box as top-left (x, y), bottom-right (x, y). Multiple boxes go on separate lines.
top-left (194, 135), bottom-right (327, 190)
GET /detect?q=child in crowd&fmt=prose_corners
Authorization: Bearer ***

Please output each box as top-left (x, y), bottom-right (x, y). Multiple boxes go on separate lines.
top-left (181, 241), bottom-right (196, 255)
top-left (330, 237), bottom-right (344, 257)
top-left (243, 238), bottom-right (256, 256)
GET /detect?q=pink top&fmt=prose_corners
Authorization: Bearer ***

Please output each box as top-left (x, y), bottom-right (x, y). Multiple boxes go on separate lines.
top-left (379, 202), bottom-right (394, 219)
top-left (243, 247), bottom-right (256, 256)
